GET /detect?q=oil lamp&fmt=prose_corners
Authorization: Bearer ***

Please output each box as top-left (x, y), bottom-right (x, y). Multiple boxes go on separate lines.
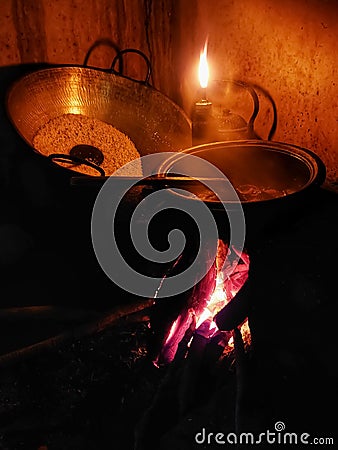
top-left (191, 41), bottom-right (273, 143)
top-left (192, 41), bottom-right (216, 145)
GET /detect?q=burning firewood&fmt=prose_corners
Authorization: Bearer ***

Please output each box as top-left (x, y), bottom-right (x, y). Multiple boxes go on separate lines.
top-left (135, 239), bottom-right (253, 447)
top-left (214, 280), bottom-right (250, 331)
top-left (149, 240), bottom-right (251, 366)
top-left (148, 244), bottom-right (217, 367)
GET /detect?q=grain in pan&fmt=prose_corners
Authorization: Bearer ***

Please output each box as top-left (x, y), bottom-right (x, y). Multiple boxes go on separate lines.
top-left (33, 113), bottom-right (142, 176)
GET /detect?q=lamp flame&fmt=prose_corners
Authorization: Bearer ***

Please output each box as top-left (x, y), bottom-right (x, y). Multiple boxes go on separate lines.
top-left (198, 41), bottom-right (209, 89)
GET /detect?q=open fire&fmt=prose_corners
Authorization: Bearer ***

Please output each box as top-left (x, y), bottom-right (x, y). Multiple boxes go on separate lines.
top-left (150, 239), bottom-right (251, 367)
top-left (134, 239), bottom-right (252, 448)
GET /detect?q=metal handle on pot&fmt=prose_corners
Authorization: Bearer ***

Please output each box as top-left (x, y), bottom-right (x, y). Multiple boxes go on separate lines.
top-left (110, 48), bottom-right (153, 86)
top-left (47, 154), bottom-right (106, 177)
top-left (83, 38), bottom-right (122, 69)
top-left (83, 41), bottom-right (153, 86)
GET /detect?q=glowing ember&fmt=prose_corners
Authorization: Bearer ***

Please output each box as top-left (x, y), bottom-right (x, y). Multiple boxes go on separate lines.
top-left (195, 245), bottom-right (250, 342)
top-left (195, 271), bottom-right (226, 332)
top-left (227, 320), bottom-right (251, 349)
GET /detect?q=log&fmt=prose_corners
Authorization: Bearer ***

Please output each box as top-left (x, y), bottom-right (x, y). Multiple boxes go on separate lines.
top-left (215, 280), bottom-right (250, 331)
top-left (0, 299), bottom-right (154, 368)
top-left (178, 333), bottom-right (209, 416)
top-left (233, 326), bottom-right (250, 433)
top-left (134, 319), bottom-right (196, 450)
top-left (0, 305), bottom-right (100, 322)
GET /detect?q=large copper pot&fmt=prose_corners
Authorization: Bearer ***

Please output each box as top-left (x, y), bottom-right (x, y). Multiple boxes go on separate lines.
top-left (5, 63), bottom-right (192, 176)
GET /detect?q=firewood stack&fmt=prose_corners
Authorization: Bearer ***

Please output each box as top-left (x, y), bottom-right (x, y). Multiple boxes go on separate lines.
top-left (134, 240), bottom-right (253, 449)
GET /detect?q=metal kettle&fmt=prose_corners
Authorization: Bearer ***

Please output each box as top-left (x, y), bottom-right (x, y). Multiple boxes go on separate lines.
top-left (192, 79), bottom-right (277, 145)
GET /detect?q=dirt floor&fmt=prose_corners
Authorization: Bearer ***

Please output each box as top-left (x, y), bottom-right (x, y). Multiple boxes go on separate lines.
top-left (0, 306), bottom-right (249, 450)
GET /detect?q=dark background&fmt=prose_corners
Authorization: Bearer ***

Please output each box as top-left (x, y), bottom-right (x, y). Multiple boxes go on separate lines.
top-left (0, 64), bottom-right (337, 449)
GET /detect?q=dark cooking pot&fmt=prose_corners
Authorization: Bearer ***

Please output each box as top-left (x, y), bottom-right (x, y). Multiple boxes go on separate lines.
top-left (72, 139), bottom-right (326, 224)
top-left (5, 50), bottom-right (192, 178)
top-left (159, 140), bottom-right (325, 203)
top-left (71, 140), bottom-right (325, 206)
top-left (157, 140), bottom-right (326, 240)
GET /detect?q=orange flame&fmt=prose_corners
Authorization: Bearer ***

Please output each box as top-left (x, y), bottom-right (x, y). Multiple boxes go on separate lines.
top-left (198, 40), bottom-right (209, 89)
top-left (195, 271), bottom-right (227, 331)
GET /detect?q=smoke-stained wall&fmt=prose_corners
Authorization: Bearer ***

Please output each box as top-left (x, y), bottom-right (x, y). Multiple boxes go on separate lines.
top-left (1, 0), bottom-right (337, 182)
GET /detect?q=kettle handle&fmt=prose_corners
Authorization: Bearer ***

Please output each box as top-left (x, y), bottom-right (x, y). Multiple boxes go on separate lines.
top-left (220, 79), bottom-right (277, 140)
top-left (222, 79), bottom-right (260, 138)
